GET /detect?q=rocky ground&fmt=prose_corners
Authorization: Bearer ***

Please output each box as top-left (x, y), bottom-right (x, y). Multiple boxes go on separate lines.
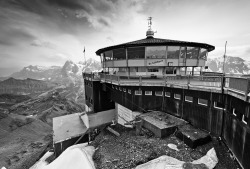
top-left (90, 124), bottom-right (241, 169)
top-left (0, 112), bottom-right (52, 169)
top-left (0, 86), bottom-right (85, 169)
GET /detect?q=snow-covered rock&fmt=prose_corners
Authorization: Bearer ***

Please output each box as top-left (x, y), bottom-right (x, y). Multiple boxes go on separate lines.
top-left (206, 56), bottom-right (250, 75)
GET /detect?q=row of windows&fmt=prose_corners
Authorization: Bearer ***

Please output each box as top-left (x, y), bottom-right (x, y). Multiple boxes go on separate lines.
top-left (102, 46), bottom-right (207, 61)
top-left (112, 86), bottom-right (210, 106)
top-left (110, 85), bottom-right (248, 125)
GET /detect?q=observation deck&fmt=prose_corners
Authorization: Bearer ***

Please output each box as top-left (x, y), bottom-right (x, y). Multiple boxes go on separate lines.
top-left (83, 72), bottom-right (250, 102)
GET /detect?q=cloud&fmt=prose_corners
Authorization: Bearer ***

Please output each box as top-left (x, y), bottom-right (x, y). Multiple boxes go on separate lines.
top-left (0, 26), bottom-right (36, 46)
top-left (209, 44), bottom-right (250, 60)
top-left (30, 40), bottom-right (57, 50)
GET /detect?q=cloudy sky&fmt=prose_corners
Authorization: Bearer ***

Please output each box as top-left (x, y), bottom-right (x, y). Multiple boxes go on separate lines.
top-left (0, 0), bottom-right (250, 76)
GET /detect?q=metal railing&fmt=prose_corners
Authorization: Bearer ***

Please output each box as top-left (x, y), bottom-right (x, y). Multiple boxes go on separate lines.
top-left (83, 72), bottom-right (250, 100)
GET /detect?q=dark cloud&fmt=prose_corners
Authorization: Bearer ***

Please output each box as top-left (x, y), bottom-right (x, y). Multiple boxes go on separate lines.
top-left (0, 27), bottom-right (36, 46)
top-left (98, 18), bottom-right (110, 27)
top-left (46, 0), bottom-right (84, 10)
top-left (0, 39), bottom-right (13, 46)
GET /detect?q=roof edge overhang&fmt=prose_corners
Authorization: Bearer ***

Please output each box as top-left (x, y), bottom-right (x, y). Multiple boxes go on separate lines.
top-left (96, 38), bottom-right (215, 55)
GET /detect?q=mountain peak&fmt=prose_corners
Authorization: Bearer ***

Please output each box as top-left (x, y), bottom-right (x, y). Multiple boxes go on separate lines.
top-left (206, 56), bottom-right (250, 74)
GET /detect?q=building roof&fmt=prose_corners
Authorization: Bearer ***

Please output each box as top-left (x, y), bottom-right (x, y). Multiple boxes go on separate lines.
top-left (96, 37), bottom-right (215, 55)
top-left (53, 113), bottom-right (88, 143)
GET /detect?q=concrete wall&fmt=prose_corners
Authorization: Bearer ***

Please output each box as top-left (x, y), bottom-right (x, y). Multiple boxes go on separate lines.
top-left (128, 59), bottom-right (145, 66)
top-left (80, 109), bottom-right (117, 129)
top-left (116, 103), bottom-right (141, 126)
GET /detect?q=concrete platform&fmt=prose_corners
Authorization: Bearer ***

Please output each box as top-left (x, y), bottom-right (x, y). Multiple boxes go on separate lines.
top-left (175, 125), bottom-right (211, 148)
top-left (139, 111), bottom-right (186, 138)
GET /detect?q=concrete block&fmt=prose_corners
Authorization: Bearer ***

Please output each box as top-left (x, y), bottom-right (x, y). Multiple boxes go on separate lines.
top-left (139, 111), bottom-right (186, 138)
top-left (175, 125), bottom-right (211, 149)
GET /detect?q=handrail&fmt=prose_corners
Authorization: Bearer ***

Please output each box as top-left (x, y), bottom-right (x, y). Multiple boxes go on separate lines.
top-left (83, 72), bottom-right (250, 100)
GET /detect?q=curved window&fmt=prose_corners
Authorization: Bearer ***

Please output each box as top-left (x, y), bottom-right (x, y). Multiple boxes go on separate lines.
top-left (146, 46), bottom-right (166, 59)
top-left (200, 48), bottom-right (207, 60)
top-left (180, 47), bottom-right (186, 58)
top-left (167, 46), bottom-right (180, 59)
top-left (128, 47), bottom-right (145, 59)
top-left (113, 48), bottom-right (126, 60)
top-left (104, 50), bottom-right (112, 61)
top-left (186, 47), bottom-right (199, 59)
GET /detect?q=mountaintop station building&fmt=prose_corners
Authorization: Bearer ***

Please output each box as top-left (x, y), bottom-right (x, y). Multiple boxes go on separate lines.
top-left (82, 18), bottom-right (250, 169)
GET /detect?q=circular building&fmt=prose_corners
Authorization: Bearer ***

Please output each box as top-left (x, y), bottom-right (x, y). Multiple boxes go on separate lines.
top-left (96, 19), bottom-right (215, 77)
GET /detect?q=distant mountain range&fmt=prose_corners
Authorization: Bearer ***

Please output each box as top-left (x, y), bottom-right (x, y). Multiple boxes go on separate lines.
top-left (206, 56), bottom-right (250, 74)
top-left (1, 56), bottom-right (250, 83)
top-left (6, 58), bottom-right (102, 83)
top-left (0, 78), bottom-right (57, 96)
top-left (0, 59), bottom-right (101, 102)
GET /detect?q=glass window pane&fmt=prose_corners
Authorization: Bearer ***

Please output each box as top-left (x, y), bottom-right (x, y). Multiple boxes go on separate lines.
top-left (135, 90), bottom-right (142, 95)
top-left (130, 67), bottom-right (137, 72)
top-left (180, 47), bottom-right (186, 58)
top-left (145, 91), bottom-right (152, 95)
top-left (104, 50), bottom-right (112, 61)
top-left (198, 98), bottom-right (208, 106)
top-left (200, 48), bottom-right (207, 60)
top-left (146, 46), bottom-right (166, 59)
top-left (186, 47), bottom-right (199, 59)
top-left (155, 91), bottom-right (163, 96)
top-left (138, 67), bottom-right (146, 72)
top-left (185, 96), bottom-right (193, 102)
top-left (167, 46), bottom-right (180, 59)
top-left (148, 68), bottom-right (159, 72)
top-left (165, 67), bottom-right (174, 74)
top-left (174, 93), bottom-right (181, 100)
top-left (128, 47), bottom-right (145, 59)
top-left (165, 92), bottom-right (171, 97)
top-left (113, 48), bottom-right (126, 60)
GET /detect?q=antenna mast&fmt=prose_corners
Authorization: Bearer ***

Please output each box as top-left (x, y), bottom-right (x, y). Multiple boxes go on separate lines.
top-left (146, 17), bottom-right (155, 38)
top-left (222, 41), bottom-right (227, 75)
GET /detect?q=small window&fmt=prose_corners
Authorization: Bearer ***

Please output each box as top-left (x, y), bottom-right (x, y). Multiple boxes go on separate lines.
top-left (214, 102), bottom-right (225, 110)
top-left (165, 92), bottom-right (171, 97)
top-left (198, 98), bottom-right (208, 106)
top-left (128, 89), bottom-right (131, 94)
top-left (116, 86), bottom-right (118, 90)
top-left (155, 91), bottom-right (163, 96)
top-left (242, 115), bottom-right (248, 124)
top-left (145, 91), bottom-right (152, 95)
top-left (135, 90), bottom-right (142, 95)
top-left (119, 87), bottom-right (122, 91)
top-left (233, 108), bottom-right (236, 116)
top-left (185, 96), bottom-right (193, 102)
top-left (123, 88), bottom-right (126, 92)
top-left (174, 93), bottom-right (181, 100)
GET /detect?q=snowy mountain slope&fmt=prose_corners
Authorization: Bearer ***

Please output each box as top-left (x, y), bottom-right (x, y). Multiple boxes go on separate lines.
top-left (8, 58), bottom-right (101, 84)
top-left (206, 56), bottom-right (250, 74)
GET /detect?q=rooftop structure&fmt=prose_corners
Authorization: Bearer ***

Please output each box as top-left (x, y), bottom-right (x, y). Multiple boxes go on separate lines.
top-left (96, 17), bottom-right (215, 77)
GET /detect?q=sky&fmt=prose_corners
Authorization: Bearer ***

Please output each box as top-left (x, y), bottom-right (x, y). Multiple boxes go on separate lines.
top-left (0, 0), bottom-right (250, 76)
